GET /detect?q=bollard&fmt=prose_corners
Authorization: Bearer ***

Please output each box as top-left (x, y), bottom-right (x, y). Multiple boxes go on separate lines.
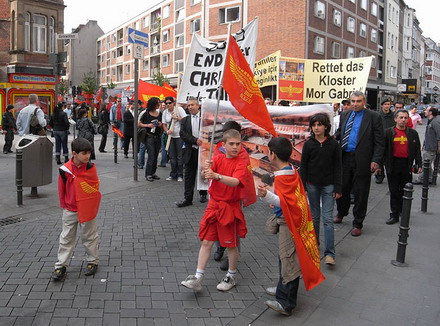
top-left (432, 153), bottom-right (440, 186)
top-left (16, 149), bottom-right (23, 206)
top-left (421, 159), bottom-right (430, 212)
top-left (114, 146), bottom-right (118, 164)
top-left (391, 183), bottom-right (414, 267)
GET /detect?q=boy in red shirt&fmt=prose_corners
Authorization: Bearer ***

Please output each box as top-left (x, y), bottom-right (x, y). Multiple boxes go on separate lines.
top-left (52, 138), bottom-right (101, 281)
top-left (181, 129), bottom-right (249, 291)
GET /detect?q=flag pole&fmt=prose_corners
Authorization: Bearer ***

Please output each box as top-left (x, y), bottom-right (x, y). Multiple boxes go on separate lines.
top-left (208, 23), bottom-right (232, 160)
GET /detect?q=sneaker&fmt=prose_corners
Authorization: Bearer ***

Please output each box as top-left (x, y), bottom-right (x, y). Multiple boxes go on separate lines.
top-left (265, 286), bottom-right (277, 296)
top-left (52, 266), bottom-right (66, 281)
top-left (138, 165), bottom-right (143, 169)
top-left (265, 300), bottom-right (292, 316)
top-left (177, 177), bottom-right (184, 182)
top-left (166, 176), bottom-right (176, 181)
top-left (181, 275), bottom-right (203, 291)
top-left (146, 176), bottom-right (154, 182)
top-left (84, 263), bottom-right (98, 276)
top-left (216, 276), bottom-right (236, 291)
top-left (324, 256), bottom-right (335, 265)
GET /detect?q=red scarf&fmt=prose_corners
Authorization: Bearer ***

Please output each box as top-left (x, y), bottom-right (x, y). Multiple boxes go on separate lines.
top-left (117, 104), bottom-right (122, 121)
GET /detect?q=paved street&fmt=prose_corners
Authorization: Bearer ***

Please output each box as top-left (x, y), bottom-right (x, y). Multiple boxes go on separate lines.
top-left (0, 132), bottom-right (439, 326)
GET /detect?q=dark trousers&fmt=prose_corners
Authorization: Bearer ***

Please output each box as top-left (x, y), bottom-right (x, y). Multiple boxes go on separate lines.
top-left (169, 137), bottom-right (183, 178)
top-left (112, 121), bottom-right (124, 149)
top-left (99, 132), bottom-right (107, 152)
top-left (276, 259), bottom-right (299, 313)
top-left (53, 130), bottom-right (69, 156)
top-left (336, 152), bottom-right (372, 229)
top-left (124, 135), bottom-right (134, 156)
top-left (145, 135), bottom-right (161, 177)
top-left (387, 158), bottom-right (411, 219)
top-left (3, 129), bottom-right (14, 153)
top-left (183, 148), bottom-right (207, 202)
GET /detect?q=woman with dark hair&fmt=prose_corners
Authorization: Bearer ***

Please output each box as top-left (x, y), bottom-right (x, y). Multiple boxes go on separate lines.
top-left (49, 102), bottom-right (70, 164)
top-left (76, 104), bottom-right (97, 160)
top-left (138, 97), bottom-right (162, 181)
top-left (300, 113), bottom-right (342, 266)
top-left (98, 103), bottom-right (110, 153)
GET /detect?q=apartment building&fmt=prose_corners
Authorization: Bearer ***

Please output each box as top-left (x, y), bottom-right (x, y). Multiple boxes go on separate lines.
top-left (424, 38), bottom-right (440, 104)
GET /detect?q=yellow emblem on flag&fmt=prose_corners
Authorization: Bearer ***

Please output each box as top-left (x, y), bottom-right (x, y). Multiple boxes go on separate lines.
top-left (229, 55), bottom-right (263, 104)
top-left (280, 84), bottom-right (303, 96)
top-left (79, 181), bottom-right (99, 194)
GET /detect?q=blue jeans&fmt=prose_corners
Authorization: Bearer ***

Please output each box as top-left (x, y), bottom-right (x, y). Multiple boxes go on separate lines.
top-left (160, 133), bottom-right (168, 165)
top-left (306, 183), bottom-right (335, 258)
top-left (54, 130), bottom-right (69, 156)
top-left (138, 142), bottom-right (146, 167)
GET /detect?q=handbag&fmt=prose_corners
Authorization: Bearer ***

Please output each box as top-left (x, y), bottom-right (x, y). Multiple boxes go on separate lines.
top-left (265, 215), bottom-right (279, 234)
top-left (29, 107), bottom-right (46, 136)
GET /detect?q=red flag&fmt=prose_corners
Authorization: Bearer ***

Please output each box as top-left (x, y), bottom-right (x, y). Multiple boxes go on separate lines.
top-left (111, 125), bottom-right (124, 138)
top-left (126, 86), bottom-right (131, 92)
top-left (95, 87), bottom-right (103, 102)
top-left (138, 80), bottom-right (177, 102)
top-left (275, 169), bottom-right (325, 291)
top-left (223, 36), bottom-right (277, 137)
top-left (162, 82), bottom-right (177, 96)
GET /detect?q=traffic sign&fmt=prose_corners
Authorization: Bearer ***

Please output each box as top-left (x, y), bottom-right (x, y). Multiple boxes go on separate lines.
top-left (434, 94), bottom-right (438, 98)
top-left (433, 86), bottom-right (439, 92)
top-left (56, 33), bottom-right (78, 40)
top-left (134, 44), bottom-right (144, 60)
top-left (128, 28), bottom-right (149, 47)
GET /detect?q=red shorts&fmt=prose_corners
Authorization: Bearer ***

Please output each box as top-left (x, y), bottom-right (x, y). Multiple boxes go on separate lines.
top-left (199, 218), bottom-right (240, 247)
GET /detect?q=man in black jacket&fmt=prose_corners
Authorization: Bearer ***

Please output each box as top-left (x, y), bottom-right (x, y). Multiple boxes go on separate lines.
top-left (2, 105), bottom-right (17, 154)
top-left (375, 99), bottom-right (395, 184)
top-left (383, 110), bottom-right (422, 225)
top-left (176, 97), bottom-right (208, 207)
top-left (334, 91), bottom-right (384, 236)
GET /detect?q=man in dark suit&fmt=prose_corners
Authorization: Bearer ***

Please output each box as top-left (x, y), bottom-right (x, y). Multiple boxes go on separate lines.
top-left (334, 91), bottom-right (384, 236)
top-left (176, 97), bottom-right (208, 207)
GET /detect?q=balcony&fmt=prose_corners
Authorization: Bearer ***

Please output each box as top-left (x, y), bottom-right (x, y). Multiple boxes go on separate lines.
top-left (151, 45), bottom-right (160, 55)
top-left (117, 39), bottom-right (124, 47)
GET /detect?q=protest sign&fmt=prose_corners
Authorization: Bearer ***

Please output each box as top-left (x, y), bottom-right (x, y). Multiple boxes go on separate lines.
top-left (254, 50), bottom-right (280, 88)
top-left (177, 18), bottom-right (258, 103)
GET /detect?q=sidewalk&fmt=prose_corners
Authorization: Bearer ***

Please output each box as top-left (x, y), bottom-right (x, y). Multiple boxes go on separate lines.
top-left (0, 134), bottom-right (438, 325)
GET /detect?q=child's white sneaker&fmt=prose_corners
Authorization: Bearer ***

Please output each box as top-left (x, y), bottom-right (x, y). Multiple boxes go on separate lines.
top-left (181, 275), bottom-right (203, 291)
top-left (216, 276), bottom-right (236, 291)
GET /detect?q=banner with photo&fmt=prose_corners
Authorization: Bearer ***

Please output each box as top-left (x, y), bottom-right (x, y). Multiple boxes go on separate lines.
top-left (196, 99), bottom-right (332, 191)
top-left (177, 18), bottom-right (259, 103)
top-left (278, 56), bottom-right (373, 103)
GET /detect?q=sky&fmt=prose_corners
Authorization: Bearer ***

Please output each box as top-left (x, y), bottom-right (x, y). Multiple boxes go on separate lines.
top-left (63, 0), bottom-right (439, 43)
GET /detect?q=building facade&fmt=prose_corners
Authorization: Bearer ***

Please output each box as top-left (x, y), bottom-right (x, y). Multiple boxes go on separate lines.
top-left (424, 38), bottom-right (440, 104)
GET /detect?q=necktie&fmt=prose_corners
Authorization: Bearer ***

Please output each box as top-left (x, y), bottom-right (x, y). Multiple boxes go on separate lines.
top-left (341, 112), bottom-right (356, 149)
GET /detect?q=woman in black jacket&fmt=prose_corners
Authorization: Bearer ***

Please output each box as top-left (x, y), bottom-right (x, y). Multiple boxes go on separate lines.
top-left (76, 105), bottom-right (97, 160)
top-left (98, 104), bottom-right (110, 153)
top-left (49, 102), bottom-right (70, 164)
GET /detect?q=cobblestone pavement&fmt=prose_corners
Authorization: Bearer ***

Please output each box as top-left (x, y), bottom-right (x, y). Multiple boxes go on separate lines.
top-left (0, 133), bottom-right (439, 325)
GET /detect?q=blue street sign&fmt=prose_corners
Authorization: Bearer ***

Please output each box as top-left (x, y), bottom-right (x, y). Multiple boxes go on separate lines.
top-left (127, 28), bottom-right (149, 47)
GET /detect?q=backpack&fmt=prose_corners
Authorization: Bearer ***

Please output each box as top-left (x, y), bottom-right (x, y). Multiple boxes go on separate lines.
top-left (29, 107), bottom-right (46, 136)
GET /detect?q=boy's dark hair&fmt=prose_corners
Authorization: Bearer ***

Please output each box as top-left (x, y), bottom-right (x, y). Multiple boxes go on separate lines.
top-left (394, 109), bottom-right (409, 118)
top-left (430, 107), bottom-right (438, 116)
top-left (222, 120), bottom-right (241, 132)
top-left (72, 138), bottom-right (92, 153)
top-left (164, 96), bottom-right (174, 103)
top-left (309, 113), bottom-right (331, 137)
top-left (268, 137), bottom-right (292, 162)
top-left (381, 99), bottom-right (391, 106)
top-left (223, 129), bottom-right (241, 142)
top-left (78, 108), bottom-right (87, 118)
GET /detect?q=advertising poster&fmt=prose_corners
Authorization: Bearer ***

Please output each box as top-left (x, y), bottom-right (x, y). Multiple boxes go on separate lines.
top-left (196, 99), bottom-right (332, 190)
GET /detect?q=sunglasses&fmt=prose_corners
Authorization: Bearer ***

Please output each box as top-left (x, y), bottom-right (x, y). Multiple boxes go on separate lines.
top-left (165, 102), bottom-right (173, 105)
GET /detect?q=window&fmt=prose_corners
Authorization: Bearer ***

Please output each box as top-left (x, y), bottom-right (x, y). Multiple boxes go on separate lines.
top-left (163, 5), bottom-right (170, 19)
top-left (390, 65), bottom-right (396, 78)
top-left (135, 21), bottom-right (140, 30)
top-left (163, 30), bottom-right (170, 43)
top-left (219, 7), bottom-right (240, 24)
top-left (347, 47), bottom-right (355, 58)
top-left (360, 23), bottom-right (367, 38)
top-left (176, 35), bottom-right (184, 48)
top-left (359, 50), bottom-right (366, 57)
top-left (313, 36), bottom-right (325, 54)
top-left (390, 34), bottom-right (394, 50)
top-left (24, 12), bottom-right (30, 51)
top-left (191, 0), bottom-right (201, 5)
top-left (405, 37), bottom-right (410, 51)
top-left (49, 17), bottom-right (55, 53)
top-left (163, 54), bottom-right (170, 67)
top-left (175, 61), bottom-right (184, 73)
top-left (112, 33), bottom-right (117, 42)
top-left (360, 0), bottom-right (368, 11)
top-left (332, 42), bottom-right (341, 58)
top-left (33, 14), bottom-right (47, 53)
top-left (191, 19), bottom-right (201, 33)
top-left (371, 2), bottom-right (378, 16)
top-left (371, 29), bottom-right (377, 42)
top-left (112, 68), bottom-right (115, 76)
top-left (143, 16), bottom-right (149, 28)
top-left (315, 1), bottom-right (325, 19)
top-left (112, 51), bottom-right (116, 59)
top-left (126, 64), bottom-right (130, 74)
top-left (371, 56), bottom-right (376, 68)
top-left (176, 8), bottom-right (185, 21)
top-left (126, 45), bottom-right (131, 55)
top-left (406, 13), bottom-right (411, 27)
top-left (143, 60), bottom-right (149, 71)
top-left (333, 9), bottom-right (341, 26)
top-left (347, 17), bottom-right (355, 33)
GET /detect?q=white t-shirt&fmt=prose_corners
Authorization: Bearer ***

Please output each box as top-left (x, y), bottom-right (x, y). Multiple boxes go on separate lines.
top-left (162, 106), bottom-right (187, 138)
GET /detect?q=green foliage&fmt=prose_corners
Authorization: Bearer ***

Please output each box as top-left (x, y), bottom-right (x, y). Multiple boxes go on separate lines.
top-left (107, 79), bottom-right (116, 89)
top-left (58, 79), bottom-right (69, 96)
top-left (80, 72), bottom-right (99, 95)
top-left (150, 71), bottom-right (170, 86)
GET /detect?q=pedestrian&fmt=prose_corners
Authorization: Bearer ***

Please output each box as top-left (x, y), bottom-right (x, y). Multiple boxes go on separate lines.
top-left (180, 129), bottom-right (249, 292)
top-left (334, 91), bottom-right (384, 237)
top-left (51, 138), bottom-right (101, 281)
top-left (2, 104), bottom-right (17, 154)
top-left (138, 97), bottom-right (162, 181)
top-left (158, 100), bottom-right (168, 167)
top-left (300, 113), bottom-right (342, 265)
top-left (137, 103), bottom-right (146, 169)
top-left (16, 94), bottom-right (47, 136)
top-left (176, 97), bottom-right (208, 207)
top-left (49, 102), bottom-right (70, 164)
top-left (257, 137), bottom-right (323, 316)
top-left (161, 96), bottom-right (187, 181)
top-left (76, 105), bottom-right (97, 160)
top-left (110, 98), bottom-right (125, 150)
top-left (383, 110), bottom-right (422, 224)
top-left (98, 103), bottom-right (110, 153)
top-left (123, 101), bottom-right (135, 158)
top-left (413, 106), bottom-right (440, 184)
top-left (376, 99), bottom-right (395, 184)
top-left (409, 105), bottom-right (423, 128)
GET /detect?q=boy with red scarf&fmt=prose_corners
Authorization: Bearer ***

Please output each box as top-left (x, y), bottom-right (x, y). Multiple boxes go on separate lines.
top-left (181, 129), bottom-right (250, 292)
top-left (52, 138), bottom-right (101, 281)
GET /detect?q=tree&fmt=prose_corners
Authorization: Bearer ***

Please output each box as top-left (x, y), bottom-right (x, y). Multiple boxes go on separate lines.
top-left (80, 72), bottom-right (99, 95)
top-left (150, 71), bottom-right (170, 86)
top-left (107, 79), bottom-right (116, 89)
top-left (58, 79), bottom-right (69, 96)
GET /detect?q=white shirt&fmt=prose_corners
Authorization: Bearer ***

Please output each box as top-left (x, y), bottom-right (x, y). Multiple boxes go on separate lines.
top-left (191, 112), bottom-right (201, 148)
top-left (16, 104), bottom-right (47, 136)
top-left (162, 106), bottom-right (187, 138)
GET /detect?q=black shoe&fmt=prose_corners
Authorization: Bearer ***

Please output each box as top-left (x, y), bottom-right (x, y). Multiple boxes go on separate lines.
top-left (158, 164), bottom-right (166, 167)
top-left (8, 150), bottom-right (13, 153)
top-left (220, 258), bottom-right (229, 271)
top-left (176, 199), bottom-right (192, 208)
top-left (52, 266), bottom-right (67, 281)
top-left (152, 174), bottom-right (160, 180)
top-left (3, 151), bottom-right (8, 154)
top-left (200, 195), bottom-right (207, 203)
top-left (214, 246), bottom-right (226, 261)
top-left (99, 150), bottom-right (107, 153)
top-left (84, 263), bottom-right (98, 276)
top-left (124, 154), bottom-right (128, 159)
top-left (386, 217), bottom-right (399, 225)
top-left (412, 180), bottom-right (423, 185)
top-left (146, 176), bottom-right (154, 182)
